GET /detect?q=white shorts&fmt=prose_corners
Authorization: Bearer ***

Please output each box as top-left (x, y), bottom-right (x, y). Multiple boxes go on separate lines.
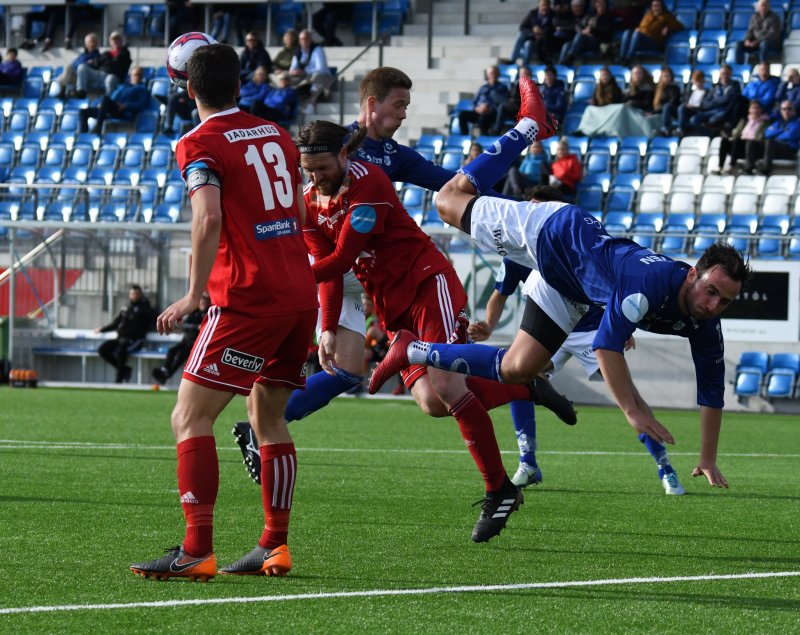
top-left (469, 197), bottom-right (569, 271)
top-left (549, 330), bottom-right (602, 381)
top-left (315, 270), bottom-right (366, 338)
top-left (521, 269), bottom-right (590, 334)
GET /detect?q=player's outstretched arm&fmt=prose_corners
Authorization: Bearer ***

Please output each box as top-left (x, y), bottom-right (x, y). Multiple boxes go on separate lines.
top-left (595, 348), bottom-right (675, 445)
top-left (157, 187), bottom-right (221, 335)
top-left (468, 290), bottom-right (508, 342)
top-left (692, 406), bottom-right (728, 488)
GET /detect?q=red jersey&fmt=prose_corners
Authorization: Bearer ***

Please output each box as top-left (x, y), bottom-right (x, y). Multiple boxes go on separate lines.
top-left (303, 159), bottom-right (453, 331)
top-left (177, 108), bottom-right (317, 317)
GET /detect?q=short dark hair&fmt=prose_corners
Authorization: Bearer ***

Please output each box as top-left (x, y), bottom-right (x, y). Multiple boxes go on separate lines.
top-left (526, 185), bottom-right (565, 202)
top-left (7, 47), bottom-right (17, 56)
top-left (297, 120), bottom-right (367, 156)
top-left (187, 44), bottom-right (240, 109)
top-left (696, 243), bottom-right (752, 286)
top-left (359, 67), bottom-right (412, 106)
top-left (130, 284), bottom-right (143, 293)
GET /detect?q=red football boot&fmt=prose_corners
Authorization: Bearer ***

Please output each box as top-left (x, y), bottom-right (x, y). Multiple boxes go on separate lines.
top-left (517, 76), bottom-right (558, 140)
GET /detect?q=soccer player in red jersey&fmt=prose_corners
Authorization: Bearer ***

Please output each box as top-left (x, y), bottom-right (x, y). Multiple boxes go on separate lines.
top-left (130, 44), bottom-right (317, 581)
top-left (297, 120), bottom-right (570, 542)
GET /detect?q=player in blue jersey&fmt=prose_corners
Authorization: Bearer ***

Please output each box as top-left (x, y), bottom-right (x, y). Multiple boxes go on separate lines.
top-left (370, 75), bottom-right (751, 490)
top-left (233, 67), bottom-right (570, 484)
top-left (477, 249), bottom-right (685, 494)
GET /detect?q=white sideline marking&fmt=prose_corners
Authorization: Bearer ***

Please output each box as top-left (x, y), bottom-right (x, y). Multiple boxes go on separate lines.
top-left (0, 439), bottom-right (798, 459)
top-left (1, 571), bottom-right (798, 615)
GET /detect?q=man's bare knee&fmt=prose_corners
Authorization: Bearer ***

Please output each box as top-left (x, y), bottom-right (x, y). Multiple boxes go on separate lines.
top-left (436, 175), bottom-right (474, 227)
top-left (499, 355), bottom-right (539, 385)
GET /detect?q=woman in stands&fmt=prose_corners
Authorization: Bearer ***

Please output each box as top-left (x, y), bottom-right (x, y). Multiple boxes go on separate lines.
top-left (671, 69), bottom-right (707, 137)
top-left (624, 65), bottom-right (655, 114)
top-left (716, 100), bottom-right (769, 175)
top-left (590, 67), bottom-right (623, 107)
top-left (653, 66), bottom-right (682, 135)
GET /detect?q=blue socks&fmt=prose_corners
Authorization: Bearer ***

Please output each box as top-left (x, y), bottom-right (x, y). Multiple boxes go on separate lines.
top-left (409, 341), bottom-right (506, 382)
top-left (510, 400), bottom-right (538, 467)
top-left (285, 366), bottom-right (363, 423)
top-left (459, 120), bottom-right (537, 195)
top-left (639, 433), bottom-right (669, 467)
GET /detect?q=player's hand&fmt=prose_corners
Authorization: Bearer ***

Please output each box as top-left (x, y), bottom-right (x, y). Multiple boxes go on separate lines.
top-left (157, 295), bottom-right (199, 335)
top-left (318, 330), bottom-right (337, 376)
top-left (692, 462), bottom-right (729, 488)
top-left (467, 321), bottom-right (492, 342)
top-left (625, 409), bottom-right (675, 445)
top-left (624, 336), bottom-right (636, 351)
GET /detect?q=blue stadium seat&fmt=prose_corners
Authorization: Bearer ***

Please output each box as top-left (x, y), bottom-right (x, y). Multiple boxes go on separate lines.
top-left (659, 226), bottom-right (688, 257)
top-left (43, 144), bottom-right (68, 168)
top-left (724, 229), bottom-right (750, 254)
top-left (700, 9), bottom-right (726, 30)
top-left (17, 143), bottom-right (41, 169)
top-left (788, 234), bottom-right (800, 259)
top-left (21, 76), bottom-right (44, 99)
top-left (666, 42), bottom-right (691, 65)
top-left (730, 9), bottom-right (753, 30)
top-left (603, 210), bottom-right (633, 231)
top-left (439, 150), bottom-right (463, 172)
top-left (689, 227), bottom-right (718, 256)
top-left (124, 9), bottom-right (147, 39)
top-left (694, 44), bottom-right (720, 65)
top-left (416, 133), bottom-right (444, 154)
top-left (93, 144), bottom-right (120, 169)
top-left (649, 136), bottom-right (679, 155)
top-left (674, 8), bottom-right (696, 29)
top-left (734, 351), bottom-right (769, 398)
top-left (32, 110), bottom-right (57, 134)
top-left (380, 5), bottom-right (405, 34)
top-left (615, 149), bottom-right (641, 174)
top-left (606, 185), bottom-right (635, 213)
top-left (147, 5), bottom-right (166, 39)
top-left (152, 203), bottom-right (180, 223)
top-left (755, 229), bottom-right (783, 259)
top-left (765, 353), bottom-right (800, 399)
top-left (8, 111), bottom-right (30, 133)
top-left (645, 149), bottom-right (671, 174)
top-left (122, 145), bottom-right (145, 169)
top-left (135, 110), bottom-right (159, 134)
top-left (585, 149), bottom-right (611, 174)
top-left (571, 78), bottom-right (596, 106)
top-left (577, 185), bottom-right (604, 211)
top-left (147, 145), bottom-right (172, 170)
top-left (758, 214), bottom-right (790, 235)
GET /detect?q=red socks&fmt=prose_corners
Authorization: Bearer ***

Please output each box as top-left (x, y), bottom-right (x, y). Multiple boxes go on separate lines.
top-left (259, 442), bottom-right (297, 549)
top-left (467, 377), bottom-right (529, 411)
top-left (449, 391), bottom-right (507, 491)
top-left (177, 436), bottom-right (218, 557)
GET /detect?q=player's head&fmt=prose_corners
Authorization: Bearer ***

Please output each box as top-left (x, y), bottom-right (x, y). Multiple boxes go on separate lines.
top-left (129, 284), bottom-right (143, 302)
top-left (297, 120), bottom-right (368, 195)
top-left (359, 67), bottom-right (412, 138)
top-left (683, 243), bottom-right (751, 320)
top-left (526, 185), bottom-right (566, 202)
top-left (186, 43), bottom-right (240, 110)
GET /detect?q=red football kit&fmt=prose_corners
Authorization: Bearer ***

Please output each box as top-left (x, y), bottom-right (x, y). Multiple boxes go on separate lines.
top-left (177, 107), bottom-right (317, 394)
top-left (302, 159), bottom-right (468, 387)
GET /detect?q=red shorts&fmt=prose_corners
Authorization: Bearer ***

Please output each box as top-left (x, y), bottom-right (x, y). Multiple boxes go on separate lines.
top-left (387, 269), bottom-right (469, 389)
top-left (182, 306), bottom-right (317, 396)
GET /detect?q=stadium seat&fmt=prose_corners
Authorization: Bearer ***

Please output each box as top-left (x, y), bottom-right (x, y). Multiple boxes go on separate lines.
top-left (729, 211), bottom-right (758, 235)
top-left (694, 44), bottom-right (719, 65)
top-left (571, 78), bottom-right (596, 106)
top-left (759, 214), bottom-right (791, 235)
top-left (666, 42), bottom-right (691, 66)
top-left (787, 234), bottom-right (800, 259)
top-left (734, 351), bottom-right (769, 397)
top-left (606, 185), bottom-right (636, 213)
top-left (615, 149), bottom-right (641, 174)
top-left (765, 354), bottom-right (800, 400)
top-left (645, 149), bottom-right (671, 174)
top-left (674, 8), bottom-right (696, 29)
top-left (730, 9), bottom-right (753, 30)
top-left (585, 150), bottom-right (611, 174)
top-left (730, 191), bottom-right (759, 216)
top-left (633, 211), bottom-right (665, 233)
top-left (443, 134), bottom-right (470, 153)
top-left (17, 143), bottom-right (40, 169)
top-left (754, 229), bottom-right (783, 259)
top-left (439, 150), bottom-right (463, 172)
top-left (577, 185), bottom-right (604, 211)
top-left (603, 210), bottom-right (633, 231)
top-left (765, 174), bottom-right (797, 196)
top-left (401, 185), bottom-right (426, 222)
top-left (733, 174), bottom-right (766, 195)
top-left (122, 145), bottom-right (146, 170)
top-left (689, 227), bottom-right (719, 256)
top-left (760, 192), bottom-right (789, 216)
top-left (619, 136), bottom-right (649, 156)
top-left (658, 226), bottom-right (688, 257)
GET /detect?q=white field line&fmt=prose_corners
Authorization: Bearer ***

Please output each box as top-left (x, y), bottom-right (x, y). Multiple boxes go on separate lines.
top-left (0, 438), bottom-right (798, 459)
top-left (0, 438), bottom-right (798, 458)
top-left (1, 571), bottom-right (799, 616)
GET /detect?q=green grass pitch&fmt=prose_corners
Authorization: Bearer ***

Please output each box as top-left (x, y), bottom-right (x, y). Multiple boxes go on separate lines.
top-left (0, 386), bottom-right (798, 633)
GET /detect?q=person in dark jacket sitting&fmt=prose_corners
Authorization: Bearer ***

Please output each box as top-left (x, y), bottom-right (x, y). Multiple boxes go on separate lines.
top-left (237, 65), bottom-right (271, 112)
top-left (96, 284), bottom-right (154, 383)
top-left (251, 71), bottom-right (299, 126)
top-left (0, 48), bottom-right (24, 86)
top-left (240, 31), bottom-right (272, 82)
top-left (653, 66), bottom-right (682, 135)
top-left (685, 64), bottom-right (741, 134)
top-left (458, 64), bottom-right (510, 135)
top-left (559, 0), bottom-right (613, 64)
top-left (508, 0), bottom-right (556, 65)
top-left (624, 65), bottom-right (655, 113)
top-left (78, 66), bottom-right (150, 133)
top-left (540, 65), bottom-right (567, 126)
top-left (753, 100), bottom-right (800, 175)
top-left (772, 68), bottom-right (800, 120)
top-left (76, 31), bottom-right (132, 97)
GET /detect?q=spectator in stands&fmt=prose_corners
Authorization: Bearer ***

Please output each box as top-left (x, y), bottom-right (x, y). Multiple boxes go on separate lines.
top-left (210, 3), bottom-right (248, 46)
top-left (237, 66), bottom-right (271, 112)
top-left (545, 139), bottom-right (582, 197)
top-left (240, 31), bottom-right (272, 82)
top-left (75, 31), bottom-right (132, 98)
top-left (167, 1), bottom-right (199, 41)
top-left (508, 0), bottom-right (556, 65)
top-left (96, 284), bottom-right (154, 384)
top-left (64, 0), bottom-right (104, 50)
top-left (464, 142), bottom-right (483, 165)
top-left (590, 66), bottom-right (623, 106)
top-left (272, 29), bottom-right (299, 72)
top-left (559, 0), bottom-right (614, 65)
top-left (552, 0), bottom-right (587, 56)
top-left (54, 32), bottom-right (100, 99)
top-left (312, 2), bottom-right (354, 47)
top-left (78, 65), bottom-right (150, 133)
top-left (19, 5), bottom-right (62, 52)
top-left (502, 140), bottom-right (549, 198)
top-left (681, 64), bottom-right (741, 136)
top-left (0, 48), bottom-right (23, 87)
top-left (251, 71), bottom-right (298, 126)
top-left (742, 62), bottom-right (781, 113)
top-left (289, 29), bottom-right (333, 106)
top-left (540, 65), bottom-right (567, 127)
top-left (616, 0), bottom-right (683, 66)
top-left (753, 100), bottom-right (800, 175)
top-left (734, 0), bottom-right (782, 65)
top-left (670, 69), bottom-right (707, 136)
top-left (458, 64), bottom-right (510, 136)
top-left (152, 293), bottom-right (210, 385)
top-left (717, 100), bottom-right (769, 175)
top-left (653, 66), bottom-right (682, 135)
top-left (773, 68), bottom-right (800, 120)
top-left (162, 90), bottom-right (198, 135)
top-left (493, 66), bottom-right (532, 134)
top-left (624, 65), bottom-right (655, 113)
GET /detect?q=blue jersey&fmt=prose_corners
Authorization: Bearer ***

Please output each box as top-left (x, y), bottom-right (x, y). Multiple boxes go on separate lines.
top-left (351, 125), bottom-right (454, 191)
top-left (494, 257), bottom-right (602, 333)
top-left (537, 207), bottom-right (725, 408)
